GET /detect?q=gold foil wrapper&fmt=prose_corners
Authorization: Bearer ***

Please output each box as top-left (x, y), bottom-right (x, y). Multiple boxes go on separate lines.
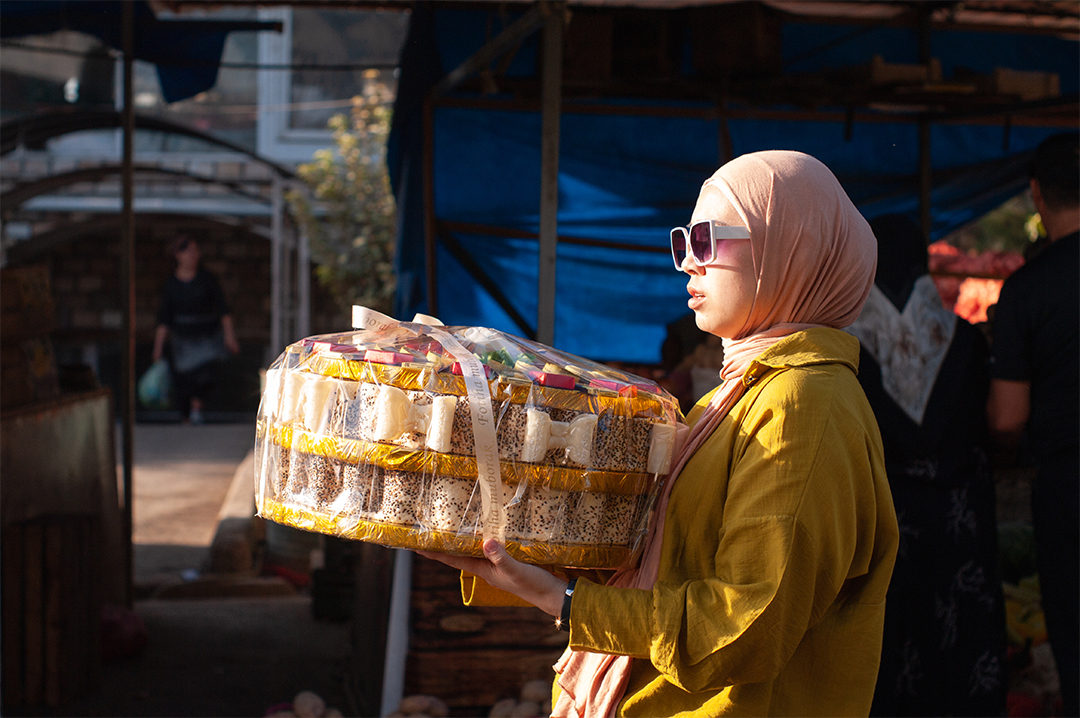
top-left (297, 348), bottom-right (675, 421)
top-left (265, 423), bottom-right (656, 496)
top-left (260, 497), bottom-right (633, 569)
top-left (255, 324), bottom-right (683, 570)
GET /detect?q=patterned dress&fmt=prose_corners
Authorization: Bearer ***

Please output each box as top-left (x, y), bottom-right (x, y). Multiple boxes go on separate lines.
top-left (849, 278), bottom-right (1007, 717)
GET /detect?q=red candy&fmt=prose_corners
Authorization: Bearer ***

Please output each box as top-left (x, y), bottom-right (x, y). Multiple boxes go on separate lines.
top-left (590, 378), bottom-right (637, 397)
top-left (364, 350), bottom-right (413, 365)
top-left (451, 362), bottom-right (493, 378)
top-left (528, 371), bottom-right (576, 390)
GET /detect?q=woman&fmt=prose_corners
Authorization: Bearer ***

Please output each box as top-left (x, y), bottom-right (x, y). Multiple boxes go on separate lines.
top-left (848, 214), bottom-right (1006, 717)
top-left (422, 150), bottom-right (899, 716)
top-left (152, 235), bottom-right (239, 424)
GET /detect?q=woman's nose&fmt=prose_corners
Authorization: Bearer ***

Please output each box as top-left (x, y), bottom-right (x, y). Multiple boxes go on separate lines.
top-left (681, 255), bottom-right (706, 275)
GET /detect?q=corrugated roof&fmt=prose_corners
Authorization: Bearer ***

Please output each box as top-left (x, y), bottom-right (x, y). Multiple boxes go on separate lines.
top-left (156, 0), bottom-right (1079, 36)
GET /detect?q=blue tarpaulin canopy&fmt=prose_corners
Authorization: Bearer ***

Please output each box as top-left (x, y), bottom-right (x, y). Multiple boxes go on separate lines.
top-left (388, 1), bottom-right (1078, 363)
top-left (0, 0), bottom-right (280, 102)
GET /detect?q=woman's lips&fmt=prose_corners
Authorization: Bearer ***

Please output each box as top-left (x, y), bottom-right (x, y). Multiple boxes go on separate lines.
top-left (687, 286), bottom-right (705, 311)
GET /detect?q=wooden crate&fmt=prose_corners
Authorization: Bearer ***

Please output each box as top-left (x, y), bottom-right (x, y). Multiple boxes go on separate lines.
top-left (0, 336), bottom-right (61, 411)
top-left (1, 388), bottom-right (124, 712)
top-left (990, 67), bottom-right (1059, 102)
top-left (403, 559), bottom-right (568, 715)
top-left (1, 264), bottom-right (61, 412)
top-left (0, 264), bottom-right (57, 340)
top-left (868, 54), bottom-right (942, 85)
top-left (1, 515), bottom-right (102, 711)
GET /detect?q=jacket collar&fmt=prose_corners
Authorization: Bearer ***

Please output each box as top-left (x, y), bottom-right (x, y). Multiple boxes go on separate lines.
top-left (742, 327), bottom-right (860, 387)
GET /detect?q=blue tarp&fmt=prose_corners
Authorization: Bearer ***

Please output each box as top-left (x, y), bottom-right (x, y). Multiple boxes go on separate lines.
top-left (390, 5), bottom-right (1078, 363)
top-left (0, 1), bottom-right (261, 103)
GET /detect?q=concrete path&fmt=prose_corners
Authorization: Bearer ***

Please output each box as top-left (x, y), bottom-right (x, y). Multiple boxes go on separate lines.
top-left (129, 422), bottom-right (257, 589)
top-left (132, 423), bottom-right (256, 546)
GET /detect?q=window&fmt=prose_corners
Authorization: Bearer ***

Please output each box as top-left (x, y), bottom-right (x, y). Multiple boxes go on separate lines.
top-left (129, 11), bottom-right (261, 154)
top-left (257, 6), bottom-right (409, 164)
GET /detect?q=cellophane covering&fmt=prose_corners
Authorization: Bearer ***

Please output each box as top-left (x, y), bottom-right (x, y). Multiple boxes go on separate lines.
top-left (253, 320), bottom-right (683, 569)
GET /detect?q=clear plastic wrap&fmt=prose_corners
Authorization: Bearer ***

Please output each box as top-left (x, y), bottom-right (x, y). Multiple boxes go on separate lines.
top-left (254, 310), bottom-right (684, 569)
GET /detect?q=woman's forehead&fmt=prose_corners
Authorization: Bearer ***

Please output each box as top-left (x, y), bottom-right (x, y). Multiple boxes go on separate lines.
top-left (690, 184), bottom-right (742, 226)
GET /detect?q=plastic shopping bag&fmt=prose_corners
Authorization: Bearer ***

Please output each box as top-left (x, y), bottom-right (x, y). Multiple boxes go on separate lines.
top-left (138, 360), bottom-right (172, 409)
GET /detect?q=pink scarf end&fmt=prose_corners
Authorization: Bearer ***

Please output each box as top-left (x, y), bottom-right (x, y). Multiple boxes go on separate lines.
top-left (553, 647), bottom-right (633, 718)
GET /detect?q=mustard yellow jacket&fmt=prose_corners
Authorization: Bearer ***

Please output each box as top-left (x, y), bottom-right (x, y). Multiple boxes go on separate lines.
top-left (565, 328), bottom-right (898, 716)
top-left (465, 329), bottom-right (898, 716)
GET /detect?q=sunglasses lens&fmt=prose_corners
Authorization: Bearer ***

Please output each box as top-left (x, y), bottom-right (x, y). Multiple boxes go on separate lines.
top-left (670, 228), bottom-right (687, 268)
top-left (689, 223), bottom-right (715, 265)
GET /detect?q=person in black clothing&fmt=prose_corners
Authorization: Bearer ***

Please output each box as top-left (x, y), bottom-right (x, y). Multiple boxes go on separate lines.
top-left (152, 235), bottom-right (239, 424)
top-left (988, 131), bottom-right (1079, 717)
top-left (848, 214), bottom-right (1006, 717)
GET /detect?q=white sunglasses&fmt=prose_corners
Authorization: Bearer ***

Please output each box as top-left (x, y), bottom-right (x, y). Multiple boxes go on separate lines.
top-left (670, 220), bottom-right (751, 269)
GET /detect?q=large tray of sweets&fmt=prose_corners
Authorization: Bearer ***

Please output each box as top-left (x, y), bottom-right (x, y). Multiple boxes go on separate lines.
top-left (254, 309), bottom-right (684, 569)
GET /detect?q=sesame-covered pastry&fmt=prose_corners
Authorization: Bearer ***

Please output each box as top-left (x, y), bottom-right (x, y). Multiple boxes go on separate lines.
top-left (254, 319), bottom-right (682, 569)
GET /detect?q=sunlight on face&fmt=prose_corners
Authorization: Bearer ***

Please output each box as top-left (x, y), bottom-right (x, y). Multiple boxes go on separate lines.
top-left (682, 186), bottom-right (757, 339)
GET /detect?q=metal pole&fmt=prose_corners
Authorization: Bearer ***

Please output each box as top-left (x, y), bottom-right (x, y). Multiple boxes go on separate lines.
top-left (537, 3), bottom-right (563, 346)
top-left (120, 0), bottom-right (136, 609)
top-left (284, 220), bottom-right (295, 342)
top-left (271, 174), bottom-right (284, 356)
top-left (422, 96), bottom-right (438, 317)
top-left (917, 6), bottom-right (933, 239)
top-left (379, 549), bottom-right (412, 717)
top-left (297, 211), bottom-right (310, 339)
top-left (918, 117), bottom-right (932, 239)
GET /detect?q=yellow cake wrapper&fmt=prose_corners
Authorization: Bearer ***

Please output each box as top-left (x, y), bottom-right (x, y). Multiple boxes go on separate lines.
top-left (262, 422), bottom-right (656, 497)
top-left (259, 497), bottom-right (633, 569)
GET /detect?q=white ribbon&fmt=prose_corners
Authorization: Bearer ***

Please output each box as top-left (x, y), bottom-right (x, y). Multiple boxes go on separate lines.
top-left (423, 328), bottom-right (505, 542)
top-left (521, 409), bottom-right (597, 465)
top-left (372, 384), bottom-right (455, 453)
top-left (353, 306), bottom-right (504, 543)
top-left (648, 422), bottom-right (676, 474)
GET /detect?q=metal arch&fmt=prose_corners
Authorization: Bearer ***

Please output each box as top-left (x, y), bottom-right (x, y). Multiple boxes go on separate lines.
top-left (0, 164), bottom-right (272, 212)
top-left (3, 211), bottom-right (269, 264)
top-left (0, 109), bottom-right (296, 180)
top-left (0, 108), bottom-right (305, 373)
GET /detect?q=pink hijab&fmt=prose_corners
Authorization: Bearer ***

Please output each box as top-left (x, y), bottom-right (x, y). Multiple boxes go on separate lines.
top-left (552, 150), bottom-right (877, 717)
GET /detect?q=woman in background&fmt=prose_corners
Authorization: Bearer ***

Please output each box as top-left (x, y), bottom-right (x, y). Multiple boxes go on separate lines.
top-left (847, 214), bottom-right (1006, 717)
top-left (153, 235), bottom-right (239, 424)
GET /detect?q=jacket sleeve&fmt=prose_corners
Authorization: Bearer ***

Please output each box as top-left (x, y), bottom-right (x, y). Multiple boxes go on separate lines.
top-left (567, 369), bottom-right (885, 693)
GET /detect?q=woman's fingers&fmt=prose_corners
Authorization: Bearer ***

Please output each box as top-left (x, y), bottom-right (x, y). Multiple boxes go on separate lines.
top-left (480, 540), bottom-right (566, 616)
top-left (481, 538), bottom-right (511, 566)
top-left (415, 542), bottom-right (567, 617)
top-left (415, 543), bottom-right (523, 586)
top-left (414, 550), bottom-right (490, 576)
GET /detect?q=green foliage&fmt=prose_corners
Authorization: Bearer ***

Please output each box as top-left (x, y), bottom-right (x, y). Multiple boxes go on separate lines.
top-left (945, 192), bottom-right (1039, 253)
top-left (287, 78), bottom-right (397, 315)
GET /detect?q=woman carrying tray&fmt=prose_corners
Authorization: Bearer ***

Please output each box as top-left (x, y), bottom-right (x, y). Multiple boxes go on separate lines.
top-left (420, 150), bottom-right (899, 717)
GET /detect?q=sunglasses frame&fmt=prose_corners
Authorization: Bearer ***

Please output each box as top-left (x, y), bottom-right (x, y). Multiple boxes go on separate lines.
top-left (670, 220), bottom-right (751, 269)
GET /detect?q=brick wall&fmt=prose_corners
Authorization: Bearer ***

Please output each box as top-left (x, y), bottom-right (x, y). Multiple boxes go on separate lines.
top-left (9, 217), bottom-right (353, 414)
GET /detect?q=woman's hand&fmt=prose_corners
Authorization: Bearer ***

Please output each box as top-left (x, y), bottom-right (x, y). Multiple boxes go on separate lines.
top-left (152, 324), bottom-right (168, 363)
top-left (416, 539), bottom-right (568, 617)
top-left (222, 315), bottom-right (241, 355)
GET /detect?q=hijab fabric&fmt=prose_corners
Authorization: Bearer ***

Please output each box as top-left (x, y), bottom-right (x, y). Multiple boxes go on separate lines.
top-left (552, 150), bottom-right (877, 718)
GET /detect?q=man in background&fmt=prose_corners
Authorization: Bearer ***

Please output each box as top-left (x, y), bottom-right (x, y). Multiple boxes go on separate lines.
top-left (987, 132), bottom-right (1079, 717)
